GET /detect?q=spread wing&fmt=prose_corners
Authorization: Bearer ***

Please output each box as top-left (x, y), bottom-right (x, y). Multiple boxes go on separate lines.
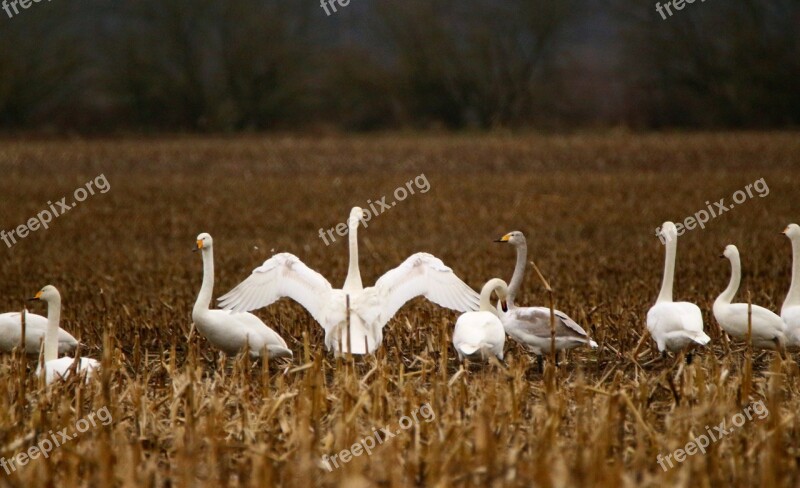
top-left (217, 253), bottom-right (333, 325)
top-left (373, 253), bottom-right (480, 328)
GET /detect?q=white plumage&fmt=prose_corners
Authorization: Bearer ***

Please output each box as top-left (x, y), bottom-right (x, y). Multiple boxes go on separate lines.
top-left (452, 278), bottom-right (508, 361)
top-left (219, 207), bottom-right (479, 355)
top-left (647, 222), bottom-right (710, 353)
top-left (29, 285), bottom-right (99, 384)
top-left (0, 310), bottom-right (78, 355)
top-left (192, 233), bottom-right (292, 359)
top-left (713, 244), bottom-right (784, 350)
top-left (782, 224), bottom-right (800, 348)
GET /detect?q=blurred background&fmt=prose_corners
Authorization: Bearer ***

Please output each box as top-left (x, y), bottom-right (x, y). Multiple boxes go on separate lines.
top-left (1, 0), bottom-right (798, 134)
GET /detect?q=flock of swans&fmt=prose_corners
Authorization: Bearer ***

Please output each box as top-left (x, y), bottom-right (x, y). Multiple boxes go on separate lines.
top-left (2, 208), bottom-right (800, 384)
top-left (648, 222), bottom-right (800, 359)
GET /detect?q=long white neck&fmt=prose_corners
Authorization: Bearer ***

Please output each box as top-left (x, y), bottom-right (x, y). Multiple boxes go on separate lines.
top-left (784, 236), bottom-right (800, 310)
top-left (480, 278), bottom-right (505, 320)
top-left (656, 236), bottom-right (677, 303)
top-left (507, 241), bottom-right (527, 308)
top-left (44, 296), bottom-right (61, 362)
top-left (343, 224), bottom-right (362, 291)
top-left (716, 253), bottom-right (741, 306)
top-left (194, 247), bottom-right (215, 316)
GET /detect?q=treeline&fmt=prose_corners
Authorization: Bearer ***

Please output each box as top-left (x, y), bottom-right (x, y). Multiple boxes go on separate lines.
top-left (0, 0), bottom-right (797, 132)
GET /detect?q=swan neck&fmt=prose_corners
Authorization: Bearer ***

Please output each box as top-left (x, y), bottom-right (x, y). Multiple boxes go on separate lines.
top-left (194, 248), bottom-right (215, 316)
top-left (343, 225), bottom-right (362, 291)
top-left (44, 297), bottom-right (61, 362)
top-left (717, 254), bottom-right (741, 305)
top-left (507, 242), bottom-right (527, 307)
top-left (785, 237), bottom-right (800, 309)
top-left (656, 237), bottom-right (676, 303)
top-left (480, 280), bottom-right (505, 320)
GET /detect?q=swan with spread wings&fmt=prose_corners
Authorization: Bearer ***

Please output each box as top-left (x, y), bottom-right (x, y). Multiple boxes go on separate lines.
top-left (218, 207), bottom-right (480, 355)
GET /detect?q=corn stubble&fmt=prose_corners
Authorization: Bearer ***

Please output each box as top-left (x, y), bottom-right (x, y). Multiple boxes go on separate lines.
top-left (0, 132), bottom-right (799, 487)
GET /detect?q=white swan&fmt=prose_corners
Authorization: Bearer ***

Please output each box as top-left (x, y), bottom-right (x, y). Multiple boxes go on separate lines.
top-left (714, 244), bottom-right (785, 351)
top-left (494, 231), bottom-right (597, 370)
top-left (646, 222), bottom-right (710, 355)
top-left (29, 286), bottom-right (99, 384)
top-left (782, 224), bottom-right (800, 347)
top-left (218, 207), bottom-right (480, 355)
top-left (0, 310), bottom-right (78, 355)
top-left (452, 278), bottom-right (507, 361)
top-left (193, 233), bottom-right (292, 359)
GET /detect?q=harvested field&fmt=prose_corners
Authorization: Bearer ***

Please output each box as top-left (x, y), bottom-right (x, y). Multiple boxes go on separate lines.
top-left (0, 132), bottom-right (799, 487)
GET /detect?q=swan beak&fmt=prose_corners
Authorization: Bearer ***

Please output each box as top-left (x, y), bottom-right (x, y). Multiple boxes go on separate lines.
top-left (782, 227), bottom-right (789, 234)
top-left (719, 253), bottom-right (725, 258)
top-left (193, 240), bottom-right (203, 252)
top-left (28, 291), bottom-right (42, 301)
top-left (501, 300), bottom-right (508, 312)
top-left (494, 234), bottom-right (511, 243)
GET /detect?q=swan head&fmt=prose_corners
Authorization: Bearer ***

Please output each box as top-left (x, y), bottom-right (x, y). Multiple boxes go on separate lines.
top-left (495, 231), bottom-right (526, 246)
top-left (347, 207), bottom-right (365, 228)
top-left (658, 221), bottom-right (678, 242)
top-left (29, 285), bottom-right (60, 303)
top-left (720, 244), bottom-right (739, 260)
top-left (194, 233), bottom-right (213, 252)
top-left (783, 223), bottom-right (800, 239)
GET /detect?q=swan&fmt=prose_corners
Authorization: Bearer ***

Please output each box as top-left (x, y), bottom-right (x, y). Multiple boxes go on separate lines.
top-left (0, 310), bottom-right (78, 355)
top-left (494, 231), bottom-right (597, 370)
top-left (218, 207), bottom-right (480, 355)
top-left (646, 222), bottom-right (711, 356)
top-left (713, 244), bottom-right (785, 351)
top-left (29, 285), bottom-right (99, 384)
top-left (452, 278), bottom-right (508, 361)
top-left (193, 233), bottom-right (292, 359)
top-left (781, 224), bottom-right (800, 347)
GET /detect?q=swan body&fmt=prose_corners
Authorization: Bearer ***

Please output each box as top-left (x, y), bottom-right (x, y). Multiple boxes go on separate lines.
top-left (219, 207), bottom-right (480, 355)
top-left (494, 231), bottom-right (598, 355)
top-left (0, 310), bottom-right (78, 355)
top-left (782, 224), bottom-right (800, 347)
top-left (30, 286), bottom-right (99, 384)
top-left (192, 233), bottom-right (292, 359)
top-left (646, 222), bottom-right (710, 352)
top-left (503, 307), bottom-right (598, 355)
top-left (714, 244), bottom-right (785, 350)
top-left (452, 278), bottom-right (507, 361)
top-left (39, 357), bottom-right (100, 384)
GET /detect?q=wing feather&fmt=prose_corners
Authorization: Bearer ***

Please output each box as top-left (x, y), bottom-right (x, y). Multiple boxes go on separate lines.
top-left (505, 307), bottom-right (589, 339)
top-left (373, 253), bottom-right (480, 328)
top-left (217, 253), bottom-right (333, 325)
